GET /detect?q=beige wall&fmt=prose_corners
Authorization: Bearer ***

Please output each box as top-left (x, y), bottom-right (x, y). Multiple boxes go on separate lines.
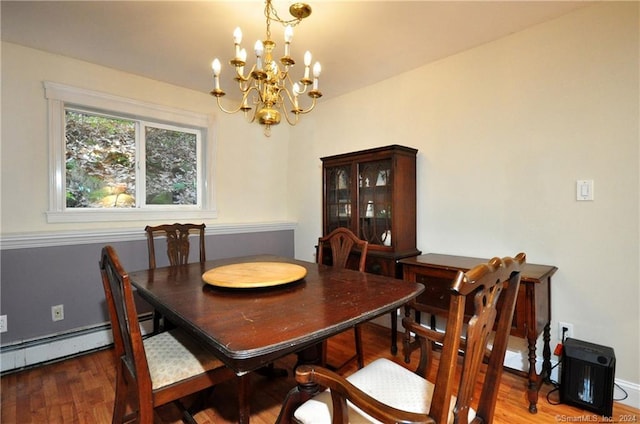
top-left (0, 42), bottom-right (293, 233)
top-left (290, 2), bottom-right (639, 388)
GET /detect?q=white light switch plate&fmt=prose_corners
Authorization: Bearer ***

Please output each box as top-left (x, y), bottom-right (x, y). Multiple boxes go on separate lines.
top-left (576, 180), bottom-right (594, 201)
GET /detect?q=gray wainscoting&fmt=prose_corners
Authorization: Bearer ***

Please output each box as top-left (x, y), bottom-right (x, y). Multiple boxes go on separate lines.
top-left (0, 225), bottom-right (295, 370)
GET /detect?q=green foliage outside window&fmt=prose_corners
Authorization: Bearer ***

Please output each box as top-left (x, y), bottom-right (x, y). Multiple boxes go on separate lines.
top-left (145, 127), bottom-right (197, 205)
top-left (65, 110), bottom-right (198, 208)
top-left (65, 110), bottom-right (136, 208)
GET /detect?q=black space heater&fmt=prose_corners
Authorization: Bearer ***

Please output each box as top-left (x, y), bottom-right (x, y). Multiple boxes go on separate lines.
top-left (560, 338), bottom-right (616, 417)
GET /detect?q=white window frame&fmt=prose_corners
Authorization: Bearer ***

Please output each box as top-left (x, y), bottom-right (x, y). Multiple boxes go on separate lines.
top-left (136, 119), bottom-right (203, 209)
top-left (44, 81), bottom-right (217, 223)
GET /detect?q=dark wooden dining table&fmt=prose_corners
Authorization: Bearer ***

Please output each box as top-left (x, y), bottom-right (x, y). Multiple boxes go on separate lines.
top-left (128, 254), bottom-right (424, 424)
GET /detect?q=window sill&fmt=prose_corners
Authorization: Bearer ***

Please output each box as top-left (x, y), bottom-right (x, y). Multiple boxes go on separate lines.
top-left (46, 208), bottom-right (218, 223)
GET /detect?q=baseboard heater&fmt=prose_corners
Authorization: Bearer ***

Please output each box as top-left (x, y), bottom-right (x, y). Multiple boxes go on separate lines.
top-left (1, 313), bottom-right (153, 375)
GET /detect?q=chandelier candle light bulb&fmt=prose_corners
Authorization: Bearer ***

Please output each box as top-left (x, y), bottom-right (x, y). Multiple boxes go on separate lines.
top-left (293, 83), bottom-right (300, 109)
top-left (284, 26), bottom-right (293, 58)
top-left (209, 0), bottom-right (322, 136)
top-left (233, 27), bottom-right (243, 60)
top-left (237, 48), bottom-right (247, 77)
top-left (303, 51), bottom-right (312, 80)
top-left (313, 62), bottom-right (321, 90)
top-left (254, 40), bottom-right (264, 71)
top-left (211, 59), bottom-right (222, 91)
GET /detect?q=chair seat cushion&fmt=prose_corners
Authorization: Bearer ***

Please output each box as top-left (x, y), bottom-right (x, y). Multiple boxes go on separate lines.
top-left (144, 329), bottom-right (226, 390)
top-left (294, 358), bottom-right (475, 424)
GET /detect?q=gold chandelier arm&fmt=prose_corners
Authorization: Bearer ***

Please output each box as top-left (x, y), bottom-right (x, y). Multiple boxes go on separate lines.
top-left (213, 88), bottom-right (257, 114)
top-left (246, 105), bottom-right (258, 124)
top-left (237, 79), bottom-right (252, 94)
top-left (281, 102), bottom-right (301, 126)
top-left (279, 85), bottom-right (319, 123)
top-left (279, 96), bottom-right (317, 126)
top-left (294, 82), bottom-right (309, 95)
top-left (280, 85), bottom-right (296, 108)
top-left (295, 95), bottom-right (318, 115)
top-left (214, 96), bottom-right (243, 114)
top-left (236, 63), bottom-right (260, 91)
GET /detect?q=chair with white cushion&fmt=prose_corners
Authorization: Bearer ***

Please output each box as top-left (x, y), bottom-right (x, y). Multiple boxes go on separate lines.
top-left (289, 253), bottom-right (525, 424)
top-left (100, 245), bottom-right (235, 424)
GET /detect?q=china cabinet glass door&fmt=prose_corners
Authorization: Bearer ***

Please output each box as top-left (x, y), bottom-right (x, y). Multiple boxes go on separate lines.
top-left (325, 165), bottom-right (352, 233)
top-left (322, 144), bottom-right (418, 269)
top-left (358, 159), bottom-right (392, 246)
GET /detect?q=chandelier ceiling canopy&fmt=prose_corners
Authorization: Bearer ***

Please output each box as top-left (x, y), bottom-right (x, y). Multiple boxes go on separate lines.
top-left (210, 1), bottom-right (322, 136)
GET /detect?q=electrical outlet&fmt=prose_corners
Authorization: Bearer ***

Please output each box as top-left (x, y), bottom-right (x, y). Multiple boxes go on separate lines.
top-left (0, 315), bottom-right (7, 333)
top-left (558, 321), bottom-right (574, 340)
top-left (52, 304), bottom-right (64, 321)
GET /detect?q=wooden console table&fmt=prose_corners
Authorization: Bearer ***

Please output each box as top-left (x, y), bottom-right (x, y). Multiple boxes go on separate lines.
top-left (399, 253), bottom-right (557, 414)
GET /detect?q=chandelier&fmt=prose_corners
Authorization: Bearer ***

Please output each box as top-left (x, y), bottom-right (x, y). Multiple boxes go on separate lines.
top-left (210, 1), bottom-right (322, 136)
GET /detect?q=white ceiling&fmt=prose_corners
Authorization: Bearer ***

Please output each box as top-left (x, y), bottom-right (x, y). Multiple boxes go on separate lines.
top-left (2, 1), bottom-right (590, 101)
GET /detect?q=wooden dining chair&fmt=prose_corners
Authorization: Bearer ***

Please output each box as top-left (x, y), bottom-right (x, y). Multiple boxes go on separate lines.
top-left (291, 252), bottom-right (525, 424)
top-left (317, 227), bottom-right (369, 371)
top-left (145, 223), bottom-right (206, 269)
top-left (145, 223), bottom-right (206, 332)
top-left (100, 245), bottom-right (235, 424)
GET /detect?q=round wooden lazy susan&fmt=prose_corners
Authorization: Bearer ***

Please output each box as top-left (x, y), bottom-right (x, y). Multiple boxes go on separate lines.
top-left (202, 262), bottom-right (307, 288)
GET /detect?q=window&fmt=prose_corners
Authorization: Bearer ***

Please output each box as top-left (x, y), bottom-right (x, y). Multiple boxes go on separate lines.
top-left (45, 82), bottom-right (216, 223)
top-left (65, 109), bottom-right (201, 208)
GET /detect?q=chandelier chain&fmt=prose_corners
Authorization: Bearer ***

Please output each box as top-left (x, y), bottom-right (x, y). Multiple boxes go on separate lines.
top-left (265, 2), bottom-right (272, 40)
top-left (266, 0), bottom-right (304, 30)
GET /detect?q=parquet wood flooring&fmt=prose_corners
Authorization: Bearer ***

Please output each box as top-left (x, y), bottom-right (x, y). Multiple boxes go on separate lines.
top-left (2, 323), bottom-right (638, 423)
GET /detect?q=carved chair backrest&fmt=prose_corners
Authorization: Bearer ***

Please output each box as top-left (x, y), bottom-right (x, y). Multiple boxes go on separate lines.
top-left (426, 253), bottom-right (525, 424)
top-left (317, 227), bottom-right (368, 272)
top-left (144, 223), bottom-right (206, 269)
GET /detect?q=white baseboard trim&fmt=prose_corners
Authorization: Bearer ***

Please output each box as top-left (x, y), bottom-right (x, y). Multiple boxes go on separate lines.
top-left (0, 315), bottom-right (153, 374)
top-left (614, 379), bottom-right (640, 410)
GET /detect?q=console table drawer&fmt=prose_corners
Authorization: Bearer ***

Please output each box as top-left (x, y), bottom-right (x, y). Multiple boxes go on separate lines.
top-left (411, 270), bottom-right (528, 337)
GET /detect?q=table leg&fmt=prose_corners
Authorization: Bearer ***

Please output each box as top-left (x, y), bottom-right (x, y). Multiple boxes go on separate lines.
top-left (526, 322), bottom-right (553, 414)
top-left (526, 328), bottom-right (540, 413)
top-left (238, 373), bottom-right (251, 424)
top-left (295, 343), bottom-right (323, 368)
top-left (392, 307), bottom-right (428, 355)
top-left (541, 323), bottom-right (552, 382)
top-left (255, 363), bottom-right (288, 378)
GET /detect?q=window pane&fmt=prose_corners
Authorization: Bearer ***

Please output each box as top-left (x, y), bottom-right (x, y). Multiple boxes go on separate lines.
top-left (145, 126), bottom-right (197, 205)
top-left (65, 110), bottom-right (136, 208)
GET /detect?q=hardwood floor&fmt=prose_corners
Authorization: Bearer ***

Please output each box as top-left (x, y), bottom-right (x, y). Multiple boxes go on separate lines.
top-left (2, 323), bottom-right (638, 423)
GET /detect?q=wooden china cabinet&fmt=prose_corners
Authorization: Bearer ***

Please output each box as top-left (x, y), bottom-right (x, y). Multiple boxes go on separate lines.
top-left (321, 145), bottom-right (421, 352)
